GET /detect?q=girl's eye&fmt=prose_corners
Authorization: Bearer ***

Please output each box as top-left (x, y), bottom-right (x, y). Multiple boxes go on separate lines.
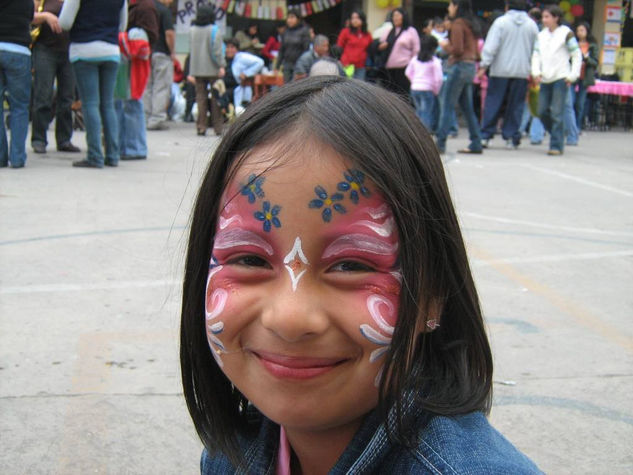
top-left (230, 255), bottom-right (272, 269)
top-left (329, 260), bottom-right (375, 273)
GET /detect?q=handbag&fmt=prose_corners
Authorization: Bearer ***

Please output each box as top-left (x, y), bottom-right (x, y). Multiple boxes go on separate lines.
top-left (30, 0), bottom-right (47, 46)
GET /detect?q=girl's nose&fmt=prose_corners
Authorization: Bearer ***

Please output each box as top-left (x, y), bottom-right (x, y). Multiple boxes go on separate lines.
top-left (260, 282), bottom-right (330, 343)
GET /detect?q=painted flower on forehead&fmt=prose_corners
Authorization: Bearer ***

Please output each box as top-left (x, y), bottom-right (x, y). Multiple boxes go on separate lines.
top-left (254, 201), bottom-right (282, 232)
top-left (308, 185), bottom-right (346, 223)
top-left (337, 169), bottom-right (371, 204)
top-left (240, 174), bottom-right (265, 204)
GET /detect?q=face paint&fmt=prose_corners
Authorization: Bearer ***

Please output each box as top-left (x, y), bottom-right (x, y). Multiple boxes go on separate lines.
top-left (322, 234), bottom-right (398, 260)
top-left (283, 237), bottom-right (310, 292)
top-left (205, 271), bottom-right (229, 367)
top-left (214, 227), bottom-right (275, 256)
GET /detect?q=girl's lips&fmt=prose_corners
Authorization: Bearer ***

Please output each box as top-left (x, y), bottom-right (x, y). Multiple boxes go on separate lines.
top-left (252, 350), bottom-right (348, 380)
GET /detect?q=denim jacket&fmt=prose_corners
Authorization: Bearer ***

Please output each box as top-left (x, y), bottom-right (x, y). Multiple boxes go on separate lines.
top-left (200, 406), bottom-right (542, 474)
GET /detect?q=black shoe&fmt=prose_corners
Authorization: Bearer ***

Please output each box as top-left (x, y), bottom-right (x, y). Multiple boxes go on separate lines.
top-left (120, 155), bottom-right (146, 160)
top-left (147, 122), bottom-right (169, 131)
top-left (58, 142), bottom-right (81, 153)
top-left (105, 159), bottom-right (119, 167)
top-left (72, 159), bottom-right (102, 168)
top-left (32, 143), bottom-right (46, 154)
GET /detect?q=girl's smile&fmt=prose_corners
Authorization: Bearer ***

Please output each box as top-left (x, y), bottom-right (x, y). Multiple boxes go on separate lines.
top-left (204, 142), bottom-right (400, 433)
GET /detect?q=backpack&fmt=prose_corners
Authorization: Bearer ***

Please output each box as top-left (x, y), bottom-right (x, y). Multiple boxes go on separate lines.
top-left (210, 25), bottom-right (226, 66)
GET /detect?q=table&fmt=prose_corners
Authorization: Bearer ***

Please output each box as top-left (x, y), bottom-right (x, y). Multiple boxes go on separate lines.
top-left (587, 80), bottom-right (633, 97)
top-left (254, 74), bottom-right (284, 100)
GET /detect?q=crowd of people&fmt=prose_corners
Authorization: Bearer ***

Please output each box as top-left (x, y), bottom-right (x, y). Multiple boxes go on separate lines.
top-left (0, 0), bottom-right (601, 168)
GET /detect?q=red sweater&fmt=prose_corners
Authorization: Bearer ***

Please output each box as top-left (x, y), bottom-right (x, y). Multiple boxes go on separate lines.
top-left (336, 28), bottom-right (372, 69)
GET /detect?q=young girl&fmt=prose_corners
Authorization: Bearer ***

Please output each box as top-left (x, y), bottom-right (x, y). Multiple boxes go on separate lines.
top-left (180, 76), bottom-right (541, 474)
top-left (405, 35), bottom-right (443, 131)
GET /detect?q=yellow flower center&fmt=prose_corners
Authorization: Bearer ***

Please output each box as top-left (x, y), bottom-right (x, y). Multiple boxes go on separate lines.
top-left (265, 212), bottom-right (273, 220)
top-left (351, 182), bottom-right (360, 191)
top-left (249, 184), bottom-right (256, 192)
top-left (324, 198), bottom-right (333, 206)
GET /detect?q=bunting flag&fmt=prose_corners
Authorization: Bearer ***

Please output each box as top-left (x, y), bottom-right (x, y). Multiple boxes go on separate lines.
top-left (212, 0), bottom-right (341, 19)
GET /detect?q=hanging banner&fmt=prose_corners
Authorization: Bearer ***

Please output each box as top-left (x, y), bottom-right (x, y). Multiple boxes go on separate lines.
top-left (176, 0), bottom-right (227, 34)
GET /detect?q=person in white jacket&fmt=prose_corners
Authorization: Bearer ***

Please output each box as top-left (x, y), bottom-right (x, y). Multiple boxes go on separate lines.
top-left (477, 0), bottom-right (538, 149)
top-left (530, 4), bottom-right (581, 155)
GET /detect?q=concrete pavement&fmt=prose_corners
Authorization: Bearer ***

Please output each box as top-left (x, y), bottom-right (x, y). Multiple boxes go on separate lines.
top-left (1, 121), bottom-right (632, 473)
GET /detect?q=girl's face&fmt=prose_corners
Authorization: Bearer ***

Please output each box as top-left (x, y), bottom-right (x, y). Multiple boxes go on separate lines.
top-left (392, 10), bottom-right (403, 28)
top-left (350, 12), bottom-right (362, 29)
top-left (542, 11), bottom-right (557, 30)
top-left (576, 24), bottom-right (587, 40)
top-left (205, 143), bottom-right (401, 435)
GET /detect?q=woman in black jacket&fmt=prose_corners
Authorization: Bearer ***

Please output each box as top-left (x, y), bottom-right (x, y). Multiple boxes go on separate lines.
top-left (276, 10), bottom-right (311, 84)
top-left (573, 22), bottom-right (599, 129)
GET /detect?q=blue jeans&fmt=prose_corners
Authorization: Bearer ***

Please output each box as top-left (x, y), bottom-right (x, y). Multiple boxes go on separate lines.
top-left (72, 60), bottom-right (120, 166)
top-left (538, 79), bottom-right (568, 152)
top-left (115, 98), bottom-right (146, 159)
top-left (481, 77), bottom-right (527, 145)
top-left (572, 80), bottom-right (589, 129)
top-left (530, 116), bottom-right (545, 143)
top-left (352, 67), bottom-right (366, 81)
top-left (410, 90), bottom-right (436, 131)
top-left (565, 87), bottom-right (579, 145)
top-left (0, 50), bottom-right (31, 167)
top-left (437, 82), bottom-right (457, 135)
top-left (436, 62), bottom-right (482, 152)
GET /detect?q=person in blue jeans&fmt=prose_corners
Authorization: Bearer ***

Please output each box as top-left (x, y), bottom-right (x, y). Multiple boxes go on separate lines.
top-left (436, 0), bottom-right (483, 154)
top-left (59, 0), bottom-right (128, 168)
top-left (530, 5), bottom-right (580, 155)
top-left (405, 34), bottom-right (443, 131)
top-left (477, 0), bottom-right (538, 149)
top-left (0, 0), bottom-right (34, 169)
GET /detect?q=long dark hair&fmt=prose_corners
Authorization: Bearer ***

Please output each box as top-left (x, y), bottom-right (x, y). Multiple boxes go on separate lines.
top-left (575, 21), bottom-right (596, 44)
top-left (349, 9), bottom-right (368, 34)
top-left (418, 34), bottom-right (438, 62)
top-left (389, 7), bottom-right (411, 29)
top-left (451, 0), bottom-right (482, 38)
top-left (181, 76), bottom-right (493, 467)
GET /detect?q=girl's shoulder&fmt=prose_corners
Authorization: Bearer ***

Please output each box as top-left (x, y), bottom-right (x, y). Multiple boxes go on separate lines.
top-left (380, 412), bottom-right (542, 474)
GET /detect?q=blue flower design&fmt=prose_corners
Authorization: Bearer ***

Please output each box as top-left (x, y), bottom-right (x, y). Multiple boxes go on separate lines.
top-left (240, 174), bottom-right (265, 203)
top-left (337, 169), bottom-right (371, 204)
top-left (308, 185), bottom-right (346, 222)
top-left (254, 201), bottom-right (281, 232)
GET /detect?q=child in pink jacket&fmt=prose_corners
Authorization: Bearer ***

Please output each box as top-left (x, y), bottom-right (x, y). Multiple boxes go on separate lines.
top-left (405, 35), bottom-right (443, 131)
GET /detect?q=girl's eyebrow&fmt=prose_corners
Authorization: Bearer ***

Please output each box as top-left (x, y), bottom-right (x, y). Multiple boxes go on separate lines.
top-left (213, 228), bottom-right (275, 256)
top-left (322, 233), bottom-right (398, 259)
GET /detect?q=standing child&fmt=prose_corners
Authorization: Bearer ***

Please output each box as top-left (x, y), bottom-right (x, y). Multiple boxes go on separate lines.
top-left (181, 76), bottom-right (541, 474)
top-left (405, 35), bottom-right (443, 131)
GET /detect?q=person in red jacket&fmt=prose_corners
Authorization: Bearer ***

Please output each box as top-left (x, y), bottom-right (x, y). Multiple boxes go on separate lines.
top-left (336, 10), bottom-right (372, 80)
top-left (261, 23), bottom-right (285, 69)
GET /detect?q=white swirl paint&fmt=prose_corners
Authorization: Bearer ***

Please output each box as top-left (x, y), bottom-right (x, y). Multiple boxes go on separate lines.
top-left (206, 288), bottom-right (228, 321)
top-left (322, 234), bottom-right (398, 259)
top-left (214, 228), bottom-right (274, 256)
top-left (218, 214), bottom-right (243, 229)
top-left (365, 204), bottom-right (390, 220)
top-left (367, 295), bottom-right (395, 335)
top-left (352, 216), bottom-right (395, 238)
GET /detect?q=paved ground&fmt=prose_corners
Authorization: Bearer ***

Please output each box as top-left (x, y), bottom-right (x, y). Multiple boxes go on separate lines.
top-left (1, 121), bottom-right (631, 474)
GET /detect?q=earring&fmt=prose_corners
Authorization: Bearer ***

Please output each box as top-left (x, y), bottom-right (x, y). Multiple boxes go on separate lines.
top-left (426, 319), bottom-right (439, 330)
